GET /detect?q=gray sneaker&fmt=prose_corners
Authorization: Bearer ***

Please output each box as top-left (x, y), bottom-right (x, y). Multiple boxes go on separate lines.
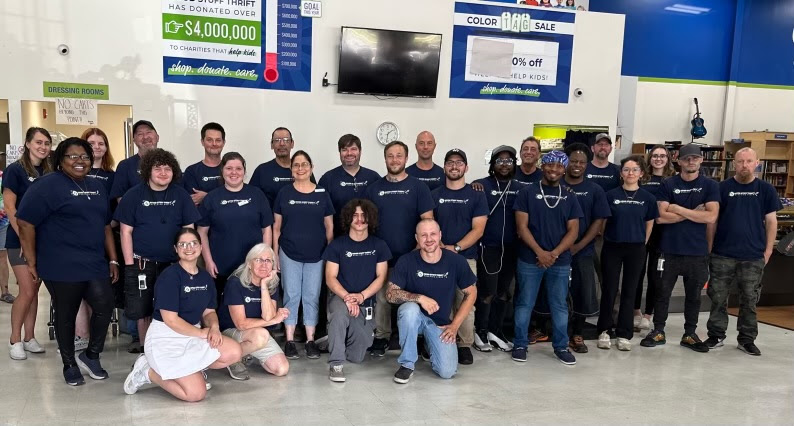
top-left (329, 364), bottom-right (345, 382)
top-left (227, 361), bottom-right (250, 381)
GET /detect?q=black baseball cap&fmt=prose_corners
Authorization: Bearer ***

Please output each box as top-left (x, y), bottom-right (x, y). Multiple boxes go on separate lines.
top-left (444, 148), bottom-right (468, 164)
top-left (491, 145), bottom-right (517, 162)
top-left (678, 144), bottom-right (703, 158)
top-left (132, 120), bottom-right (156, 135)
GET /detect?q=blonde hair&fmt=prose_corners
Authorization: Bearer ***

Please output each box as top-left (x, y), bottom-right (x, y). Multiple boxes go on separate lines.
top-left (229, 243), bottom-right (280, 294)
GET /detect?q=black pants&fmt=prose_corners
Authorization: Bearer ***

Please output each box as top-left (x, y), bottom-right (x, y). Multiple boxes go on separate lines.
top-left (475, 244), bottom-right (517, 335)
top-left (634, 233), bottom-right (662, 315)
top-left (214, 274), bottom-right (229, 306)
top-left (652, 254), bottom-right (709, 335)
top-left (45, 279), bottom-right (114, 367)
top-left (598, 241), bottom-right (646, 339)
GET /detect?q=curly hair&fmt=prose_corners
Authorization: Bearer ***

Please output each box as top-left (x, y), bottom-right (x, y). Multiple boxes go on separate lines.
top-left (53, 138), bottom-right (93, 172)
top-left (339, 198), bottom-right (379, 235)
top-left (140, 148), bottom-right (182, 184)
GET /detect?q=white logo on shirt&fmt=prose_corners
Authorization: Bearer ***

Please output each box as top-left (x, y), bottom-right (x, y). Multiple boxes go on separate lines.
top-left (273, 177), bottom-right (293, 182)
top-left (202, 176), bottom-right (221, 182)
top-left (345, 250), bottom-right (376, 258)
top-left (221, 198), bottom-right (251, 206)
top-left (729, 191), bottom-right (759, 197)
top-left (27, 176), bottom-right (36, 182)
top-left (288, 200), bottom-right (320, 205)
top-left (490, 190), bottom-right (518, 196)
top-left (378, 190), bottom-right (411, 196)
top-left (71, 190), bottom-right (100, 197)
top-left (416, 270), bottom-right (449, 279)
top-left (340, 181), bottom-right (368, 188)
top-left (587, 174), bottom-right (611, 180)
top-left (673, 188), bottom-right (702, 194)
top-left (244, 296), bottom-right (262, 303)
top-left (142, 200), bottom-right (176, 207)
top-left (536, 194), bottom-right (568, 201)
top-left (87, 175), bottom-right (108, 181)
top-left (614, 199), bottom-right (645, 205)
top-left (645, 181), bottom-right (661, 186)
top-left (417, 177), bottom-right (441, 182)
top-left (574, 191), bottom-right (589, 197)
top-left (184, 285), bottom-right (208, 293)
top-left (438, 198), bottom-right (469, 204)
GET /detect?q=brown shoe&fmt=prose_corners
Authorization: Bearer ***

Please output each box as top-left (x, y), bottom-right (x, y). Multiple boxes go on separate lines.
top-left (569, 335), bottom-right (588, 353)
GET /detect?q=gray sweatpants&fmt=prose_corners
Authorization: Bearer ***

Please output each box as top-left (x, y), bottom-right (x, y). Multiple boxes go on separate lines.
top-left (328, 295), bottom-right (375, 366)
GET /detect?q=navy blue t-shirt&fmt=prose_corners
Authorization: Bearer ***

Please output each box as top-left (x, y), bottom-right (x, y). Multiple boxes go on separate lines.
top-left (114, 183), bottom-right (202, 262)
top-left (273, 185), bottom-right (334, 263)
top-left (198, 185), bottom-right (273, 276)
top-left (16, 172), bottom-right (110, 282)
top-left (431, 185), bottom-right (489, 259)
top-left (513, 183), bottom-right (583, 266)
top-left (219, 276), bottom-right (268, 331)
top-left (318, 165), bottom-right (381, 228)
top-left (604, 187), bottom-right (659, 244)
top-left (365, 176), bottom-right (435, 265)
top-left (473, 177), bottom-right (522, 247)
top-left (585, 162), bottom-right (621, 192)
top-left (657, 174), bottom-right (720, 256)
top-left (153, 264), bottom-right (216, 325)
top-left (713, 178), bottom-right (782, 260)
top-left (249, 159), bottom-right (315, 209)
top-left (183, 161), bottom-right (222, 196)
top-left (391, 250), bottom-right (476, 326)
top-left (406, 163), bottom-right (445, 191)
top-left (640, 174), bottom-right (666, 200)
top-left (2, 162), bottom-right (44, 249)
top-left (87, 168), bottom-right (115, 195)
top-left (564, 180), bottom-right (611, 257)
top-left (515, 167), bottom-right (542, 184)
top-left (323, 235), bottom-right (392, 295)
top-left (109, 154), bottom-right (142, 199)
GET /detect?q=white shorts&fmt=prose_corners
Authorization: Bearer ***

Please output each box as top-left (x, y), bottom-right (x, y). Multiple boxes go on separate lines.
top-left (144, 320), bottom-right (220, 380)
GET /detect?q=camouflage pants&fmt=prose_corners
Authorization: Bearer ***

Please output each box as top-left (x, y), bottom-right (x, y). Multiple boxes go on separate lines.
top-left (706, 254), bottom-right (765, 344)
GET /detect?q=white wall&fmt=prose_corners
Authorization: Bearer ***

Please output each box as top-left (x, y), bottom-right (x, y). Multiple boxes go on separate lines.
top-left (0, 0), bottom-right (624, 179)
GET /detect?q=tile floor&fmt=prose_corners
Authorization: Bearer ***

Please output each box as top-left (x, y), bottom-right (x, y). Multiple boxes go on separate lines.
top-left (1, 288), bottom-right (792, 425)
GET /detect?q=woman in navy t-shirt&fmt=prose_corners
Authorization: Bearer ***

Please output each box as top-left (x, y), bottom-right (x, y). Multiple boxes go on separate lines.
top-left (123, 228), bottom-right (242, 401)
top-left (273, 150), bottom-right (334, 360)
top-left (4, 127), bottom-right (53, 362)
top-left (598, 156), bottom-right (659, 351)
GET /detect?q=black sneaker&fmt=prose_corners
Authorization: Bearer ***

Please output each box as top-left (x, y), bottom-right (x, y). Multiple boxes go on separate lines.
top-left (457, 347), bottom-right (474, 365)
top-left (705, 336), bottom-right (725, 349)
top-left (76, 351), bottom-right (109, 380)
top-left (305, 341), bottom-right (320, 359)
top-left (419, 340), bottom-right (430, 362)
top-left (284, 341), bottom-right (300, 359)
top-left (369, 338), bottom-right (388, 357)
top-left (393, 366), bottom-right (414, 384)
top-left (738, 342), bottom-right (761, 356)
top-left (680, 333), bottom-right (709, 353)
top-left (554, 349), bottom-right (576, 365)
top-left (63, 365), bottom-right (85, 386)
top-left (640, 330), bottom-right (666, 347)
top-left (511, 346), bottom-right (527, 362)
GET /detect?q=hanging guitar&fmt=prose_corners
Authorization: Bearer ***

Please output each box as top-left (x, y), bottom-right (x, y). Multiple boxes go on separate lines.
top-left (690, 98), bottom-right (707, 139)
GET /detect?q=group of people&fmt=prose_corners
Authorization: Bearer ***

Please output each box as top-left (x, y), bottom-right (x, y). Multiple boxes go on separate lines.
top-left (2, 122), bottom-right (780, 402)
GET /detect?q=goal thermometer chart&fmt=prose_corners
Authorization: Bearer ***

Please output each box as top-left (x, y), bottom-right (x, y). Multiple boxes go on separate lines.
top-left (162, 0), bottom-right (311, 91)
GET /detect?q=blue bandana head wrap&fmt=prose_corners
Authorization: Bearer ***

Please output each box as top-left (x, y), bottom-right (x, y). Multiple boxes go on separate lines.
top-left (541, 150), bottom-right (569, 168)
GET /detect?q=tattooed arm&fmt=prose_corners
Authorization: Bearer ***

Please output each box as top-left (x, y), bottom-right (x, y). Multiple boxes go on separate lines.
top-left (386, 282), bottom-right (439, 314)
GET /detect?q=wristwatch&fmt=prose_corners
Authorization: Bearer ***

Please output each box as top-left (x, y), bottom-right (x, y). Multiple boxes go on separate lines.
top-left (454, 245), bottom-right (462, 253)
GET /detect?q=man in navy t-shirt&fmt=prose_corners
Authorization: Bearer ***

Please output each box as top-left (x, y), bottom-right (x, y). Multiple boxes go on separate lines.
top-left (431, 149), bottom-right (488, 365)
top-left (323, 199), bottom-right (391, 382)
top-left (318, 134), bottom-right (381, 236)
top-left (182, 122), bottom-right (225, 206)
top-left (585, 133), bottom-right (621, 192)
top-left (705, 148), bottom-right (782, 356)
top-left (386, 219), bottom-right (476, 383)
top-left (512, 150), bottom-right (582, 365)
top-left (515, 137), bottom-right (543, 184)
top-left (110, 120), bottom-right (162, 200)
top-left (249, 127), bottom-right (315, 209)
top-left (364, 141), bottom-right (434, 356)
top-left (642, 143), bottom-right (720, 353)
top-left (406, 131), bottom-right (445, 191)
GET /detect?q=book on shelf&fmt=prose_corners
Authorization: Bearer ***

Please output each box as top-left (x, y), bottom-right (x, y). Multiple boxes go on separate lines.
top-left (765, 162), bottom-right (788, 173)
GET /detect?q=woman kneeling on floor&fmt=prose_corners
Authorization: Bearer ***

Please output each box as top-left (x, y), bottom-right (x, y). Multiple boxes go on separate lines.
top-left (219, 243), bottom-right (290, 380)
top-left (124, 228), bottom-right (242, 401)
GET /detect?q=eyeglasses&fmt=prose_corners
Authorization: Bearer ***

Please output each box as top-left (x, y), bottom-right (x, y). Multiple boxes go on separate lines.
top-left (651, 154), bottom-right (667, 159)
top-left (65, 154), bottom-right (90, 161)
top-left (176, 240), bottom-right (200, 250)
top-left (622, 167), bottom-right (642, 174)
top-left (291, 162), bottom-right (311, 170)
top-left (495, 159), bottom-right (514, 166)
top-left (272, 138), bottom-right (293, 144)
top-left (253, 258), bottom-right (274, 266)
top-left (445, 160), bottom-right (465, 167)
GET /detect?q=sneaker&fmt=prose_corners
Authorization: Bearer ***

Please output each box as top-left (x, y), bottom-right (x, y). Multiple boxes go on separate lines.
top-left (511, 346), bottom-right (527, 362)
top-left (555, 349), bottom-right (576, 365)
top-left (76, 351), bottom-right (109, 380)
top-left (473, 331), bottom-right (492, 352)
top-left (127, 338), bottom-right (142, 354)
top-left (680, 333), bottom-right (709, 353)
top-left (640, 330), bottom-right (666, 347)
top-left (738, 342), bottom-right (761, 356)
top-left (569, 335), bottom-right (588, 353)
top-left (315, 335), bottom-right (329, 352)
top-left (0, 293), bottom-right (15, 303)
top-left (227, 361), bottom-right (250, 380)
top-left (23, 338), bottom-right (45, 354)
top-left (457, 347), bottom-right (474, 365)
top-left (705, 336), bottom-right (725, 349)
top-left (202, 369), bottom-right (212, 391)
top-left (124, 355), bottom-right (151, 395)
top-left (529, 329), bottom-right (549, 345)
top-left (74, 336), bottom-right (89, 352)
top-left (284, 341), bottom-right (300, 360)
top-left (597, 331), bottom-right (611, 350)
top-left (393, 366), bottom-right (414, 384)
top-left (633, 315), bottom-right (641, 331)
top-left (63, 365), bottom-right (85, 386)
top-left (369, 338), bottom-right (388, 357)
top-left (617, 338), bottom-right (631, 351)
top-left (487, 332), bottom-right (513, 352)
top-left (8, 341), bottom-right (27, 360)
top-left (329, 365), bottom-right (345, 382)
top-left (305, 341), bottom-right (320, 359)
top-left (419, 339), bottom-right (431, 362)
top-left (639, 317), bottom-right (652, 330)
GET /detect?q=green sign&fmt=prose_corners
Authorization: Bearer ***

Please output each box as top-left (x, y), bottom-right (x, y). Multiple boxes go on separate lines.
top-left (43, 81), bottom-right (109, 100)
top-left (162, 13), bottom-right (261, 47)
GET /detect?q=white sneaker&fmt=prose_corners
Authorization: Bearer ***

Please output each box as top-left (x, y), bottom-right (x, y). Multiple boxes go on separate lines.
top-left (23, 338), bottom-right (46, 353)
top-left (473, 332), bottom-right (493, 352)
top-left (123, 354), bottom-right (151, 395)
top-left (9, 342), bottom-right (27, 360)
top-left (597, 331), bottom-right (611, 350)
top-left (639, 317), bottom-right (652, 331)
top-left (617, 338), bottom-right (632, 351)
top-left (487, 332), bottom-right (513, 352)
top-left (633, 315), bottom-right (641, 330)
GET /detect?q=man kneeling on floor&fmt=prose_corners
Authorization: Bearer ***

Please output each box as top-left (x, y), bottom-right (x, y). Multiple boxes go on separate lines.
top-left (386, 219), bottom-right (477, 383)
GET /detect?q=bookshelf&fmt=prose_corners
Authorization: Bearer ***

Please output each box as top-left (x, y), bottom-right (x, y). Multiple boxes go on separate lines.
top-left (738, 132), bottom-right (794, 197)
top-left (631, 142), bottom-right (725, 181)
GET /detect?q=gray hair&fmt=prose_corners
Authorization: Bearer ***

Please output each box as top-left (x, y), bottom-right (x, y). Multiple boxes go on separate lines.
top-left (229, 243), bottom-right (280, 294)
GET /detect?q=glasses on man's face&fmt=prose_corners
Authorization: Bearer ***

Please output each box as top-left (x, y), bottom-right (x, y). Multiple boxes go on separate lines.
top-left (65, 154), bottom-right (91, 161)
top-left (176, 240), bottom-right (200, 250)
top-left (495, 159), bottom-right (514, 166)
top-left (445, 160), bottom-right (465, 167)
top-left (622, 167), bottom-right (642, 174)
top-left (651, 154), bottom-right (667, 159)
top-left (272, 138), bottom-right (292, 145)
top-left (291, 162), bottom-right (311, 170)
top-left (253, 258), bottom-right (274, 267)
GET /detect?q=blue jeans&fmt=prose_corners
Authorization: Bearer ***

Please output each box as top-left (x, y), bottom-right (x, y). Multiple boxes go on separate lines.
top-left (279, 249), bottom-right (323, 326)
top-left (397, 303), bottom-right (457, 379)
top-left (513, 260), bottom-right (571, 350)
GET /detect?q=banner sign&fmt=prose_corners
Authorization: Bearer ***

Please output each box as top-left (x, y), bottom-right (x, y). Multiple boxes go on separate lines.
top-left (55, 98), bottom-right (98, 126)
top-left (449, 1), bottom-right (575, 103)
top-left (43, 82), bottom-right (109, 100)
top-left (162, 0), bottom-right (312, 91)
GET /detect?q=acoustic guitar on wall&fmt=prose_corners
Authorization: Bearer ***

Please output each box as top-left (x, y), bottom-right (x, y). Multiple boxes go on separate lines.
top-left (690, 97), bottom-right (707, 139)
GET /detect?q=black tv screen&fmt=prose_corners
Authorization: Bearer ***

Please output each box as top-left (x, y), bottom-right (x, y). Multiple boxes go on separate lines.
top-left (338, 27), bottom-right (442, 98)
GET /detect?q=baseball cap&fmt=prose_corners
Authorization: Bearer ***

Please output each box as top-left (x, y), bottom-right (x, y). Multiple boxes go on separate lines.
top-left (678, 144), bottom-right (703, 158)
top-left (490, 145), bottom-right (516, 162)
top-left (444, 148), bottom-right (467, 165)
top-left (594, 133), bottom-right (612, 145)
top-left (132, 120), bottom-right (156, 135)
